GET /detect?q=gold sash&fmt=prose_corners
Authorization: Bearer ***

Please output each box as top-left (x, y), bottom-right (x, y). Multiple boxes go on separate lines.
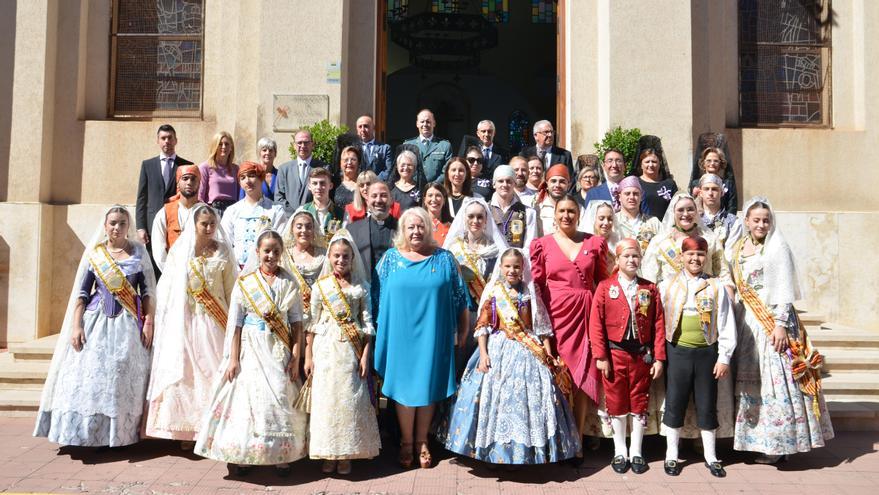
top-left (493, 283), bottom-right (573, 397)
top-left (86, 243), bottom-right (142, 324)
top-left (237, 272), bottom-right (293, 351)
top-left (732, 237), bottom-right (823, 402)
top-left (187, 257), bottom-right (228, 331)
top-left (658, 236), bottom-right (682, 273)
top-left (283, 250), bottom-right (312, 315)
top-left (450, 238), bottom-right (487, 302)
top-left (315, 274), bottom-right (366, 360)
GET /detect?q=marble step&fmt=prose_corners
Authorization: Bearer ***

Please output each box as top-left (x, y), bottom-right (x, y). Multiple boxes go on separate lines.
top-left (821, 372), bottom-right (879, 397)
top-left (809, 324), bottom-right (879, 349)
top-left (8, 335), bottom-right (57, 362)
top-left (0, 388), bottom-right (41, 412)
top-left (0, 357), bottom-right (48, 388)
top-left (825, 401), bottom-right (879, 431)
top-left (821, 348), bottom-right (879, 371)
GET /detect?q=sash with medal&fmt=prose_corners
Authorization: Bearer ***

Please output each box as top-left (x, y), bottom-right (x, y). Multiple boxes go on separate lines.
top-left (315, 274), bottom-right (378, 408)
top-left (450, 238), bottom-right (487, 302)
top-left (87, 244), bottom-right (144, 330)
top-left (492, 283), bottom-right (574, 398)
top-left (187, 257), bottom-right (228, 331)
top-left (237, 272), bottom-right (293, 351)
top-left (492, 205), bottom-right (526, 247)
top-left (731, 237), bottom-right (824, 414)
top-left (658, 237), bottom-right (682, 273)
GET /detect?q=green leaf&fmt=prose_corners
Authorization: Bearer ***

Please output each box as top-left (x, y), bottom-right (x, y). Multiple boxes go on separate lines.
top-left (289, 119), bottom-right (349, 163)
top-left (593, 126), bottom-right (642, 175)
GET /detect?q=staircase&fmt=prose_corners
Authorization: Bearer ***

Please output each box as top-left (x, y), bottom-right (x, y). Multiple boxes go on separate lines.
top-left (809, 318), bottom-right (879, 431)
top-left (1, 319), bottom-right (878, 430)
top-left (0, 335), bottom-right (55, 416)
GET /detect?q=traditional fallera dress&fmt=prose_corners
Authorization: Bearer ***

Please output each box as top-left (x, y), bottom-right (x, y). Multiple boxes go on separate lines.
top-left (146, 206), bottom-right (238, 440)
top-left (194, 269), bottom-right (308, 465)
top-left (438, 251), bottom-right (580, 464)
top-left (530, 232), bottom-right (608, 436)
top-left (35, 238), bottom-right (155, 447)
top-left (306, 233), bottom-right (381, 460)
top-left (729, 201), bottom-right (833, 454)
top-left (221, 197), bottom-right (288, 268)
top-left (373, 247), bottom-right (469, 407)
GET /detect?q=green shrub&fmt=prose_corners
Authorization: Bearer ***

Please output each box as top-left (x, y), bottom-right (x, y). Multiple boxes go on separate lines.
top-left (594, 126), bottom-right (642, 175)
top-left (289, 119), bottom-right (349, 163)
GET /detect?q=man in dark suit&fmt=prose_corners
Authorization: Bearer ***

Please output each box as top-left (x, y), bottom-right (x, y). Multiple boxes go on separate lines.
top-left (274, 129), bottom-right (328, 214)
top-left (348, 181), bottom-right (397, 286)
top-left (403, 109), bottom-right (451, 183)
top-left (476, 119), bottom-right (508, 179)
top-left (519, 119), bottom-right (574, 178)
top-left (356, 115), bottom-right (393, 180)
top-left (136, 124), bottom-right (193, 273)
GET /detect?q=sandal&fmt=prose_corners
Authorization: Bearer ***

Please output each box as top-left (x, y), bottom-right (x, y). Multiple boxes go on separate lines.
top-left (417, 441), bottom-right (433, 469)
top-left (337, 460), bottom-right (352, 475)
top-left (321, 460), bottom-right (337, 474)
top-left (399, 442), bottom-right (414, 469)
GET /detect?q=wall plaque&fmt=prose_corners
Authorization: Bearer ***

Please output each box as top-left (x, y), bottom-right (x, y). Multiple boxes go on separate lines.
top-left (272, 94), bottom-right (330, 132)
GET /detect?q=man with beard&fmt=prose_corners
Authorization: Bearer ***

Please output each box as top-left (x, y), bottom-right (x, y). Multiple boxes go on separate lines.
top-left (585, 148), bottom-right (627, 210)
top-left (488, 165), bottom-right (537, 252)
top-left (151, 164), bottom-right (201, 272)
top-left (349, 181), bottom-right (398, 285)
top-left (535, 164), bottom-right (586, 235)
top-left (509, 155), bottom-right (533, 203)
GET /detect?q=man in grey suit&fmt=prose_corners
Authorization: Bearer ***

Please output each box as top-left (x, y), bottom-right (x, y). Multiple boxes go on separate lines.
top-left (274, 129), bottom-right (328, 214)
top-left (135, 124), bottom-right (193, 274)
top-left (403, 109), bottom-right (452, 183)
top-left (356, 115), bottom-right (393, 180)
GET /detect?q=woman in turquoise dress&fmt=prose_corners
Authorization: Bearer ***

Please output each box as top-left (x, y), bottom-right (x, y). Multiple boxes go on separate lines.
top-left (374, 207), bottom-right (469, 469)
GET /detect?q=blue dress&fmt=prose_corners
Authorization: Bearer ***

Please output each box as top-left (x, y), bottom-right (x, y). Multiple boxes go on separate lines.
top-left (436, 294), bottom-right (581, 464)
top-left (374, 248), bottom-right (468, 407)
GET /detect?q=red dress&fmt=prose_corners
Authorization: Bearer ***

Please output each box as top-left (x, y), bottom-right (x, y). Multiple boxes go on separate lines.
top-left (530, 233), bottom-right (608, 401)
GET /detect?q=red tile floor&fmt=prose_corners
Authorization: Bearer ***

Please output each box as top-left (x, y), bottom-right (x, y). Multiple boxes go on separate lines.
top-left (1, 415), bottom-right (876, 494)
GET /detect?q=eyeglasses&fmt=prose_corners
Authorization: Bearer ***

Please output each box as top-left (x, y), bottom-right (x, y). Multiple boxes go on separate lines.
top-left (466, 157), bottom-right (485, 164)
top-left (581, 175), bottom-right (599, 181)
top-left (604, 158), bottom-right (625, 164)
top-left (535, 130), bottom-right (554, 136)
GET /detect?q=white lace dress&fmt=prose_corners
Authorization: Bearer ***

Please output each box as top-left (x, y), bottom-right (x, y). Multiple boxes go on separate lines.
top-left (307, 284), bottom-right (380, 459)
top-left (34, 254), bottom-right (152, 447)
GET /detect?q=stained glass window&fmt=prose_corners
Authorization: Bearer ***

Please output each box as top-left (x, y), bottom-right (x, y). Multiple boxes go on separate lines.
top-left (508, 110), bottom-right (531, 156)
top-left (431, 0), bottom-right (461, 14)
top-left (531, 0), bottom-right (556, 24)
top-left (739, 0), bottom-right (831, 126)
top-left (482, 0), bottom-right (510, 24)
top-left (111, 0), bottom-right (204, 117)
top-left (387, 0), bottom-right (409, 22)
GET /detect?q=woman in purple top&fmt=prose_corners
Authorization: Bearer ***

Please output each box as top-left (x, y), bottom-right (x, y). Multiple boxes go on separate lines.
top-left (198, 131), bottom-right (240, 215)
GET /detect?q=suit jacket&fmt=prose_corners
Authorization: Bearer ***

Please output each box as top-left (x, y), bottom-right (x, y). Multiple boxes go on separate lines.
top-left (404, 136), bottom-right (452, 183)
top-left (136, 155), bottom-right (193, 231)
top-left (273, 157), bottom-right (328, 214)
top-left (589, 276), bottom-right (666, 362)
top-left (481, 144), bottom-right (509, 179)
top-left (349, 215), bottom-right (398, 281)
top-left (584, 182), bottom-right (614, 208)
top-left (362, 141), bottom-right (394, 180)
top-left (520, 145), bottom-right (574, 177)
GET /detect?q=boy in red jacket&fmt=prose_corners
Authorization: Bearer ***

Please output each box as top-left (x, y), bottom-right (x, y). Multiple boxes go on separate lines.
top-left (589, 238), bottom-right (666, 474)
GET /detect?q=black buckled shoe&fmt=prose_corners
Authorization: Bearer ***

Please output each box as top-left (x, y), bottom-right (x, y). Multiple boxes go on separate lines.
top-left (705, 461), bottom-right (726, 478)
top-left (611, 455), bottom-right (630, 474)
top-left (664, 459), bottom-right (681, 476)
top-left (630, 456), bottom-right (648, 474)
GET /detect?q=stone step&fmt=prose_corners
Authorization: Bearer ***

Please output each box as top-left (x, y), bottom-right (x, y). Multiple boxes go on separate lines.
top-left (8, 334), bottom-right (57, 362)
top-left (821, 348), bottom-right (879, 371)
top-left (809, 323), bottom-right (879, 349)
top-left (826, 401), bottom-right (879, 432)
top-left (0, 388), bottom-right (41, 412)
top-left (822, 372), bottom-right (879, 396)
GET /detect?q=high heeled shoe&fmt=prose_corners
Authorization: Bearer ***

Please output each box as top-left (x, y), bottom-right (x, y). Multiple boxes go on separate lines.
top-left (398, 442), bottom-right (414, 469)
top-left (417, 441), bottom-right (433, 469)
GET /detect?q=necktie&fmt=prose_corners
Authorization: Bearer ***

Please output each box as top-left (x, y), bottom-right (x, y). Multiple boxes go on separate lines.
top-left (162, 158), bottom-right (172, 187)
top-left (365, 142), bottom-right (373, 160)
top-left (299, 162), bottom-right (308, 200)
top-left (538, 149), bottom-right (546, 165)
top-left (483, 147), bottom-right (490, 162)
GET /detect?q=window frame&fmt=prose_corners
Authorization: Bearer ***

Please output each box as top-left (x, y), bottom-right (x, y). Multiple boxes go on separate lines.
top-left (737, 0), bottom-right (832, 129)
top-left (108, 0), bottom-right (205, 119)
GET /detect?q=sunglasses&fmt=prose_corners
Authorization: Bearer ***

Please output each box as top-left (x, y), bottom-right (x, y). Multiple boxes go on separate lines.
top-left (466, 157), bottom-right (485, 164)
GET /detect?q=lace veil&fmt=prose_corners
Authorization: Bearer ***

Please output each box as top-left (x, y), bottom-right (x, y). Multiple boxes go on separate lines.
top-left (476, 247), bottom-right (552, 336)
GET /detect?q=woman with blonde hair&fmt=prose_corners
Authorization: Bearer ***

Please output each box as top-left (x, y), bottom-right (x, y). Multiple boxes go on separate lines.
top-left (373, 207), bottom-right (469, 469)
top-left (198, 131), bottom-right (240, 216)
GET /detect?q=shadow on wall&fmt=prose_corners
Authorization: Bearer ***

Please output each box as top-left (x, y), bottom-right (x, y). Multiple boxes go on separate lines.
top-left (0, 0), bottom-right (17, 202)
top-left (49, 207), bottom-right (88, 334)
top-left (0, 236), bottom-right (8, 347)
